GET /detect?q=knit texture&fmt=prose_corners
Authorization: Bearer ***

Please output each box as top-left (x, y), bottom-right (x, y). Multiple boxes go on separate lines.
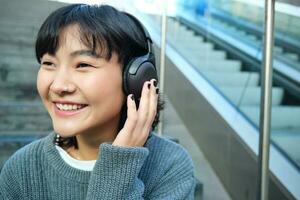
top-left (0, 131), bottom-right (196, 199)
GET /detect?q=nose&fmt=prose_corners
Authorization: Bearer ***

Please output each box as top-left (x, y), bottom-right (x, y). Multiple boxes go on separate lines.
top-left (50, 69), bottom-right (76, 96)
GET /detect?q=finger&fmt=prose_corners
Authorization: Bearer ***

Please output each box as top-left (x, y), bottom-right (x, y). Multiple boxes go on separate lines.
top-left (149, 79), bottom-right (158, 121)
top-left (122, 94), bottom-right (137, 134)
top-left (143, 79), bottom-right (158, 133)
top-left (136, 81), bottom-right (151, 126)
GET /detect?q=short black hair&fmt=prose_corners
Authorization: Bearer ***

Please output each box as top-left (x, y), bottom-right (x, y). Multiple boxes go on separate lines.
top-left (35, 4), bottom-right (164, 148)
top-left (35, 4), bottom-right (147, 66)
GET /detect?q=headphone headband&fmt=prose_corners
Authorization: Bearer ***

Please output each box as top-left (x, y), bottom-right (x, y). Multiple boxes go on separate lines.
top-left (124, 13), bottom-right (154, 57)
top-left (122, 12), bottom-right (158, 103)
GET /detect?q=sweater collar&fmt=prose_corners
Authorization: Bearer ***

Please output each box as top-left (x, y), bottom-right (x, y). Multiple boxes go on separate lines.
top-left (43, 132), bottom-right (91, 184)
top-left (42, 131), bottom-right (156, 184)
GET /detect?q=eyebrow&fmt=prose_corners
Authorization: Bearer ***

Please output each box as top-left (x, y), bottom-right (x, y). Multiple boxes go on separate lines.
top-left (70, 50), bottom-right (102, 59)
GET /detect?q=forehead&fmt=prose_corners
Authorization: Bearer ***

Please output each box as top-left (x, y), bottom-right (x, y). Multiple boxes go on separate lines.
top-left (57, 24), bottom-right (89, 51)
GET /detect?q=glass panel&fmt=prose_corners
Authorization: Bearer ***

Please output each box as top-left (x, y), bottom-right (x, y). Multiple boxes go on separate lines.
top-left (140, 0), bottom-right (264, 199)
top-left (135, 0), bottom-right (299, 198)
top-left (271, 1), bottom-right (300, 170)
top-left (166, 0), bottom-right (264, 132)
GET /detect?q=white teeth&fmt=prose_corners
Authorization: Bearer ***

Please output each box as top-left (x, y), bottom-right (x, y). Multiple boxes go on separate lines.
top-left (56, 103), bottom-right (84, 111)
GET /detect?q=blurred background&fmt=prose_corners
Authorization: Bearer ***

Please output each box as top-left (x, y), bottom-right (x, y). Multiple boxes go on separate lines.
top-left (0, 0), bottom-right (299, 199)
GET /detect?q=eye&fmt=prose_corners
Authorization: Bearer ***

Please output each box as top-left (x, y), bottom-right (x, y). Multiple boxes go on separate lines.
top-left (77, 63), bottom-right (93, 68)
top-left (41, 61), bottom-right (55, 67)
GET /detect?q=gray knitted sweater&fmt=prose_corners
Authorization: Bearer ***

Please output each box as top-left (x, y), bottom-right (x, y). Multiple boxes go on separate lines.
top-left (0, 132), bottom-right (196, 199)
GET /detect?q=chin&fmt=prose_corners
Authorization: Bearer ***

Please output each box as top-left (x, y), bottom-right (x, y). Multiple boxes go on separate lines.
top-left (52, 123), bottom-right (81, 138)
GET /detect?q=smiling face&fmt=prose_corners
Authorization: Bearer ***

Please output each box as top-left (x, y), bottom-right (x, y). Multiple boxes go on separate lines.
top-left (37, 24), bottom-right (125, 139)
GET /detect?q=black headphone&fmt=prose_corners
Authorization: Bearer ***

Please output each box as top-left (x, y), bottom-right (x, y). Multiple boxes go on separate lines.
top-left (122, 13), bottom-right (158, 103)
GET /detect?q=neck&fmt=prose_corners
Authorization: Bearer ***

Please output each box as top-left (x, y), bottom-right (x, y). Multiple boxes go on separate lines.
top-left (68, 114), bottom-right (120, 161)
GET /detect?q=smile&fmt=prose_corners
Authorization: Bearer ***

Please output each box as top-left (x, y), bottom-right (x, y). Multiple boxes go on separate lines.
top-left (56, 103), bottom-right (87, 111)
top-left (53, 103), bottom-right (88, 117)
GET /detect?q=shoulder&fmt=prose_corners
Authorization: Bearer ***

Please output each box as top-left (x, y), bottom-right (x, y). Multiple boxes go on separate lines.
top-left (1, 134), bottom-right (50, 174)
top-left (141, 133), bottom-right (196, 197)
top-left (144, 132), bottom-right (195, 172)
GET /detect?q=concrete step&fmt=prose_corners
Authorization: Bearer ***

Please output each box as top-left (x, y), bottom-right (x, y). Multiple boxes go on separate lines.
top-left (167, 24), bottom-right (203, 38)
top-left (0, 59), bottom-right (38, 69)
top-left (0, 102), bottom-right (46, 115)
top-left (0, 58), bottom-right (39, 84)
top-left (236, 30), bottom-right (247, 36)
top-left (220, 87), bottom-right (283, 106)
top-left (0, 43), bottom-right (35, 57)
top-left (0, 23), bottom-right (37, 44)
top-left (168, 35), bottom-right (204, 44)
top-left (0, 67), bottom-right (38, 84)
top-left (0, 115), bottom-right (52, 131)
top-left (202, 71), bottom-right (259, 87)
top-left (0, 25), bottom-right (38, 36)
top-left (0, 131), bottom-right (49, 139)
top-left (0, 83), bottom-right (39, 101)
top-left (168, 29), bottom-right (195, 38)
top-left (0, 102), bottom-right (50, 131)
top-left (293, 61), bottom-right (300, 70)
top-left (272, 129), bottom-right (300, 167)
top-left (0, 54), bottom-right (36, 64)
top-left (0, 35), bottom-right (35, 46)
top-left (241, 106), bottom-right (300, 129)
top-left (247, 35), bottom-right (258, 42)
top-left (179, 50), bottom-right (226, 60)
top-left (283, 53), bottom-right (298, 61)
top-left (177, 41), bottom-right (214, 51)
top-left (190, 59), bottom-right (242, 72)
top-left (274, 46), bottom-right (284, 54)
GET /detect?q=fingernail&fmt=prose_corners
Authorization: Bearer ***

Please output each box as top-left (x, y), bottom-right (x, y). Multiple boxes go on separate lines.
top-left (147, 82), bottom-right (151, 89)
top-left (156, 88), bottom-right (159, 94)
top-left (153, 80), bottom-right (157, 87)
top-left (131, 94), bottom-right (135, 101)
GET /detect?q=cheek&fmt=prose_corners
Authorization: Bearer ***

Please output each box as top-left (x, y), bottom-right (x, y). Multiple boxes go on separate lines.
top-left (36, 69), bottom-right (54, 105)
top-left (83, 71), bottom-right (124, 105)
top-left (36, 69), bottom-right (48, 98)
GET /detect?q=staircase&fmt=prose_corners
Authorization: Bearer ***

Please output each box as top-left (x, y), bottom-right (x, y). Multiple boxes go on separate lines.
top-left (165, 18), bottom-right (300, 167)
top-left (0, 0), bottom-right (66, 169)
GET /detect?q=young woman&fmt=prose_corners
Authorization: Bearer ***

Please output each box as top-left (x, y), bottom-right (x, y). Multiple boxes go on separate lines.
top-left (0, 4), bottom-right (196, 199)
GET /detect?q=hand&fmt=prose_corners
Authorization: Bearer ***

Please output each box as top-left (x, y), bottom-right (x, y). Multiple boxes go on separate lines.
top-left (112, 79), bottom-right (159, 147)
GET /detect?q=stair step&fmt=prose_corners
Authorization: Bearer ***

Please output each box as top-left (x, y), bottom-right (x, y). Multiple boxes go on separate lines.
top-left (0, 102), bottom-right (46, 115)
top-left (283, 53), bottom-right (298, 61)
top-left (0, 59), bottom-right (38, 69)
top-left (177, 42), bottom-right (214, 51)
top-left (0, 34), bottom-right (34, 45)
top-left (168, 36), bottom-right (204, 44)
top-left (0, 22), bottom-right (38, 33)
top-left (0, 131), bottom-right (48, 142)
top-left (0, 26), bottom-right (37, 36)
top-left (241, 106), bottom-right (300, 129)
top-left (0, 83), bottom-right (39, 101)
top-left (0, 102), bottom-right (51, 131)
top-left (202, 71), bottom-right (259, 86)
top-left (221, 86), bottom-right (283, 106)
top-left (0, 115), bottom-right (52, 131)
top-left (191, 59), bottom-right (242, 72)
top-left (0, 43), bottom-right (35, 57)
top-left (0, 54), bottom-right (36, 64)
top-left (272, 129), bottom-right (300, 167)
top-left (274, 46), bottom-right (284, 54)
top-left (0, 68), bottom-right (38, 83)
top-left (178, 48), bottom-right (226, 60)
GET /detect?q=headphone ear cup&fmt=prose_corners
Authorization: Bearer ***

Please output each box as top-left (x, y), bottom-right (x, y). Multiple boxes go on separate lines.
top-left (123, 56), bottom-right (157, 101)
top-left (123, 58), bottom-right (135, 96)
